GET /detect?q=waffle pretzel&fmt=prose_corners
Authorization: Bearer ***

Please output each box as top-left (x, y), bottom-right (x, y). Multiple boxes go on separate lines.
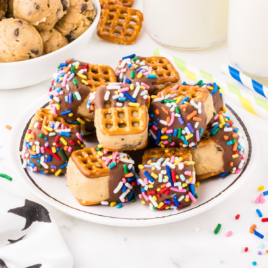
top-left (145, 57), bottom-right (180, 87)
top-left (139, 147), bottom-right (196, 210)
top-left (149, 83), bottom-right (215, 148)
top-left (32, 109), bottom-right (81, 129)
top-left (32, 109), bottom-right (57, 123)
top-left (100, 0), bottom-right (123, 8)
top-left (161, 84), bottom-right (209, 102)
top-left (97, 5), bottom-right (143, 45)
top-left (49, 60), bottom-right (117, 124)
top-left (116, 55), bottom-right (181, 94)
top-left (161, 84), bottom-right (216, 124)
top-left (87, 64), bottom-right (117, 92)
top-left (142, 147), bottom-right (192, 163)
top-left (100, 0), bottom-right (133, 7)
top-left (67, 146), bottom-right (137, 206)
top-left (95, 106), bottom-right (149, 151)
top-left (97, 105), bottom-right (147, 136)
top-left (162, 83), bottom-right (224, 118)
top-left (71, 147), bottom-right (110, 178)
top-left (119, 0), bottom-right (134, 7)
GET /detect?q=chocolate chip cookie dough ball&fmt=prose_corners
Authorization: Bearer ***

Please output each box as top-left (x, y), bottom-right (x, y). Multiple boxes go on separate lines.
top-left (13, 0), bottom-right (69, 31)
top-left (0, 19), bottom-right (43, 62)
top-left (55, 0), bottom-right (96, 41)
top-left (39, 28), bottom-right (68, 54)
top-left (0, 0), bottom-right (8, 19)
top-left (55, 12), bottom-right (92, 41)
top-left (69, 0), bottom-right (95, 15)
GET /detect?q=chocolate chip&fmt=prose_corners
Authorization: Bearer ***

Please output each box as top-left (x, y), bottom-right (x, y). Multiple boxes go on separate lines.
top-left (66, 30), bottom-right (75, 42)
top-left (66, 35), bottom-right (72, 42)
top-left (216, 146), bottom-right (223, 152)
top-left (14, 28), bottom-right (19, 37)
top-left (34, 3), bottom-right (40, 9)
top-left (31, 49), bottom-right (39, 55)
top-left (61, 0), bottom-right (68, 11)
top-left (81, 3), bottom-right (87, 12)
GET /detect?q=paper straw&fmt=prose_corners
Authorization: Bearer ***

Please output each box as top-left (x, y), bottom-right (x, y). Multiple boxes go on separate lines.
top-left (153, 49), bottom-right (268, 121)
top-left (221, 64), bottom-right (268, 99)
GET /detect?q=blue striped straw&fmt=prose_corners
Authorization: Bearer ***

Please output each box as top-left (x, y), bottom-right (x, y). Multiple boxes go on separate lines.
top-left (221, 64), bottom-right (268, 99)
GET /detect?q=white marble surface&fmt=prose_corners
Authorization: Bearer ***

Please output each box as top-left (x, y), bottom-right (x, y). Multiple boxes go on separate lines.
top-left (1, 1), bottom-right (268, 267)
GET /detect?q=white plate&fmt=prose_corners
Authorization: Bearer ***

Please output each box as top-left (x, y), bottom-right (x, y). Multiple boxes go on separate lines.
top-left (8, 93), bottom-right (258, 227)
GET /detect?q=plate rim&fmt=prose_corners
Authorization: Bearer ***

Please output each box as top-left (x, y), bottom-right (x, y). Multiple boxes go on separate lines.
top-left (8, 93), bottom-right (259, 227)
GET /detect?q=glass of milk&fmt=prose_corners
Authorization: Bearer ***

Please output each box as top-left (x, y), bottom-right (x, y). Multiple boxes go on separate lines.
top-left (228, 0), bottom-right (268, 79)
top-left (143, 0), bottom-right (229, 50)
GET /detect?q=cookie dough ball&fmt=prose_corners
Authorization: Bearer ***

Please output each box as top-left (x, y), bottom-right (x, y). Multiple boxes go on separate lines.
top-left (55, 12), bottom-right (92, 41)
top-left (0, 19), bottom-right (43, 62)
top-left (39, 28), bottom-right (68, 54)
top-left (69, 0), bottom-right (95, 16)
top-left (55, 0), bottom-right (95, 41)
top-left (0, 0), bottom-right (8, 19)
top-left (13, 0), bottom-right (69, 31)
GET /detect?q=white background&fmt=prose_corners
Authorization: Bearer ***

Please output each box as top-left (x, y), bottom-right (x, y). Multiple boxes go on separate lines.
top-left (1, 1), bottom-right (268, 267)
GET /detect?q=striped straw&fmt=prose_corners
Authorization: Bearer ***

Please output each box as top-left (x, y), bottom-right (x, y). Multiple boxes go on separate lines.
top-left (153, 49), bottom-right (268, 121)
top-left (221, 64), bottom-right (268, 99)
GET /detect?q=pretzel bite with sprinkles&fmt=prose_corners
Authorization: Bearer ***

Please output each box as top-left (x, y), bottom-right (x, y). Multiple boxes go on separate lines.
top-left (192, 109), bottom-right (246, 180)
top-left (138, 147), bottom-right (197, 210)
top-left (93, 82), bottom-right (150, 151)
top-left (21, 109), bottom-right (85, 176)
top-left (115, 54), bottom-right (181, 94)
top-left (192, 80), bottom-right (224, 117)
top-left (67, 146), bottom-right (137, 207)
top-left (48, 58), bottom-right (117, 127)
top-left (149, 83), bottom-right (215, 148)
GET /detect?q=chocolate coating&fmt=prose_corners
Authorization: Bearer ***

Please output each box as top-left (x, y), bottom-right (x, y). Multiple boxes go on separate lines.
top-left (107, 156), bottom-right (135, 203)
top-left (21, 118), bottom-right (84, 175)
top-left (212, 90), bottom-right (224, 115)
top-left (121, 56), bottom-right (156, 89)
top-left (205, 114), bottom-right (244, 175)
top-left (195, 82), bottom-right (224, 125)
top-left (94, 84), bottom-right (148, 109)
top-left (49, 60), bottom-right (92, 122)
top-left (149, 97), bottom-right (207, 147)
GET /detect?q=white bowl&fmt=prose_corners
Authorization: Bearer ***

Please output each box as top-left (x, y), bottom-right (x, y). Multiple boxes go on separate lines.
top-left (0, 0), bottom-right (100, 90)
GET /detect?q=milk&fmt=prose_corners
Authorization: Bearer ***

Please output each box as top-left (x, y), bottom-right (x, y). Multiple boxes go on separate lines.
top-left (143, 0), bottom-right (229, 50)
top-left (228, 0), bottom-right (268, 78)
